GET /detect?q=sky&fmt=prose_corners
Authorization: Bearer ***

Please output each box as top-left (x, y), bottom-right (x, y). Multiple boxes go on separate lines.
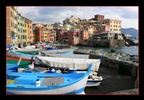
top-left (16, 6), bottom-right (138, 30)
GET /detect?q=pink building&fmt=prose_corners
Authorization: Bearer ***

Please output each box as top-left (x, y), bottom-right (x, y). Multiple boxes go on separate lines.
top-left (35, 26), bottom-right (44, 42)
top-left (97, 25), bottom-right (110, 33)
top-left (57, 29), bottom-right (68, 42)
top-left (68, 29), bottom-right (89, 45)
top-left (47, 29), bottom-right (56, 42)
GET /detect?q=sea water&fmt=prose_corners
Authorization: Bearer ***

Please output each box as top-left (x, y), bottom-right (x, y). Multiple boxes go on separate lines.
top-left (75, 46), bottom-right (138, 56)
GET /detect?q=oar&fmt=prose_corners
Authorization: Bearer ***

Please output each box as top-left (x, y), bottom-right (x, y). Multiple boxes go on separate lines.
top-left (17, 57), bottom-right (22, 65)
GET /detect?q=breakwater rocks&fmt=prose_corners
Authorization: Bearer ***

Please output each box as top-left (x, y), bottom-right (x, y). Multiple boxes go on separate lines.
top-left (71, 46), bottom-right (139, 89)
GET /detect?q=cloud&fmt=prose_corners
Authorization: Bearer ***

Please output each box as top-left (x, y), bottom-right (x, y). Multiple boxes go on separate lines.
top-left (16, 6), bottom-right (138, 29)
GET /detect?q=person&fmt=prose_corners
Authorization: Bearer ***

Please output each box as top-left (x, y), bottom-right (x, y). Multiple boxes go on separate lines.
top-left (18, 43), bottom-right (21, 48)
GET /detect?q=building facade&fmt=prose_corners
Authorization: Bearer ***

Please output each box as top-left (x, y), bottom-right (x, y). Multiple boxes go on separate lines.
top-left (6, 6), bottom-right (17, 45)
top-left (102, 19), bottom-right (121, 34)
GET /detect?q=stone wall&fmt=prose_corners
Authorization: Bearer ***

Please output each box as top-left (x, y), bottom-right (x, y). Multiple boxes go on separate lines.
top-left (91, 54), bottom-right (138, 77)
top-left (110, 39), bottom-right (125, 48)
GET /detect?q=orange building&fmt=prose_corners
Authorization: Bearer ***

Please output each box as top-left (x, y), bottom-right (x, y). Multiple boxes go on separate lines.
top-left (6, 6), bottom-right (17, 45)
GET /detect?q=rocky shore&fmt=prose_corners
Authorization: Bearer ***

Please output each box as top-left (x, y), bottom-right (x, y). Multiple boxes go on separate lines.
top-left (70, 46), bottom-right (139, 95)
top-left (71, 46), bottom-right (138, 63)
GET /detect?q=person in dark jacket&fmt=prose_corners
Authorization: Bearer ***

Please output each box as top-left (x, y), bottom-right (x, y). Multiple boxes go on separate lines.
top-left (18, 43), bottom-right (21, 48)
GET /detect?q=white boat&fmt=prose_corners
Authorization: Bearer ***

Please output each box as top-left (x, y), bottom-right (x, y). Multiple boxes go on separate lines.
top-left (35, 56), bottom-right (100, 71)
top-left (34, 56), bottom-right (103, 87)
top-left (46, 54), bottom-right (89, 59)
top-left (6, 63), bottom-right (92, 94)
top-left (41, 49), bottom-right (74, 54)
top-left (7, 50), bottom-right (37, 60)
top-left (76, 71), bottom-right (103, 87)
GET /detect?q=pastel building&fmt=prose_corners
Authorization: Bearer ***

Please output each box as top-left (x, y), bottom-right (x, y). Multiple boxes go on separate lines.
top-left (96, 24), bottom-right (110, 33)
top-left (6, 6), bottom-right (18, 45)
top-left (49, 29), bottom-right (56, 42)
top-left (102, 19), bottom-right (121, 34)
top-left (43, 24), bottom-right (54, 42)
top-left (43, 25), bottom-right (48, 42)
top-left (24, 18), bottom-right (29, 44)
top-left (68, 29), bottom-right (89, 45)
top-left (28, 20), bottom-right (33, 43)
top-left (23, 18), bottom-right (33, 44)
top-left (35, 24), bottom-right (44, 42)
top-left (57, 28), bottom-right (68, 43)
top-left (17, 13), bottom-right (26, 44)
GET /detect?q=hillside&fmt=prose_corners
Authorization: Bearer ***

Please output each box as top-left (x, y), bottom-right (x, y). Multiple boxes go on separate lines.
top-left (121, 28), bottom-right (138, 38)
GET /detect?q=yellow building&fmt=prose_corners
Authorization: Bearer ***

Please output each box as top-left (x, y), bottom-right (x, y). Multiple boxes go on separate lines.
top-left (87, 25), bottom-right (96, 35)
top-left (44, 25), bottom-right (48, 42)
top-left (24, 18), bottom-right (29, 44)
top-left (102, 19), bottom-right (121, 34)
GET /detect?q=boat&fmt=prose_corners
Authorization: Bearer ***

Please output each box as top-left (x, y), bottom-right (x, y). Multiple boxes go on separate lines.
top-left (41, 49), bottom-right (74, 55)
top-left (6, 63), bottom-right (93, 94)
top-left (43, 45), bottom-right (57, 50)
top-left (46, 54), bottom-right (89, 59)
top-left (6, 57), bottom-right (34, 71)
top-left (8, 45), bottom-right (41, 55)
top-left (14, 48), bottom-right (40, 55)
top-left (6, 45), bottom-right (13, 50)
top-left (76, 71), bottom-right (103, 87)
top-left (34, 56), bottom-right (103, 87)
top-left (35, 56), bottom-right (100, 71)
top-left (7, 50), bottom-right (37, 60)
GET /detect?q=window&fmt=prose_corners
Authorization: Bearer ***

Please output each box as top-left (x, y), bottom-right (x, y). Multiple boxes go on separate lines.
top-left (11, 11), bottom-right (13, 17)
top-left (14, 24), bottom-right (17, 28)
top-left (18, 28), bottom-right (20, 32)
top-left (11, 22), bottom-right (12, 27)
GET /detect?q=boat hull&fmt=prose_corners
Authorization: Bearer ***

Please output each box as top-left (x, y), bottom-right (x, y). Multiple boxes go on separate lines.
top-left (86, 81), bottom-right (102, 87)
top-left (7, 75), bottom-right (88, 95)
top-left (7, 50), bottom-right (36, 60)
top-left (6, 63), bottom-right (93, 94)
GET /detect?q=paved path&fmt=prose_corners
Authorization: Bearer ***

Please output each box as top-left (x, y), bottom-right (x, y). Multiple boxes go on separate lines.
top-left (84, 65), bottom-right (136, 95)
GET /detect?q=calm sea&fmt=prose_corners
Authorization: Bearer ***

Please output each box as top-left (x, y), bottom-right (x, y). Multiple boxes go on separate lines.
top-left (76, 46), bottom-right (138, 56)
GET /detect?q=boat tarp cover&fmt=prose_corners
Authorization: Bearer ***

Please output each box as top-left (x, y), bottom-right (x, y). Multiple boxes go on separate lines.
top-left (36, 56), bottom-right (100, 71)
top-left (46, 54), bottom-right (89, 59)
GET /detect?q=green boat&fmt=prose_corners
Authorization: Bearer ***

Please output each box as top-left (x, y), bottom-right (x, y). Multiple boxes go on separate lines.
top-left (15, 50), bottom-right (40, 55)
top-left (6, 59), bottom-right (32, 69)
top-left (15, 49), bottom-right (40, 55)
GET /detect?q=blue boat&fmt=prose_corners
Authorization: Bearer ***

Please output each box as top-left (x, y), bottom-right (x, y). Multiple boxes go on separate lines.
top-left (45, 47), bottom-right (57, 50)
top-left (34, 56), bottom-right (103, 87)
top-left (6, 45), bottom-right (13, 50)
top-left (6, 63), bottom-right (92, 94)
top-left (57, 50), bottom-right (73, 54)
